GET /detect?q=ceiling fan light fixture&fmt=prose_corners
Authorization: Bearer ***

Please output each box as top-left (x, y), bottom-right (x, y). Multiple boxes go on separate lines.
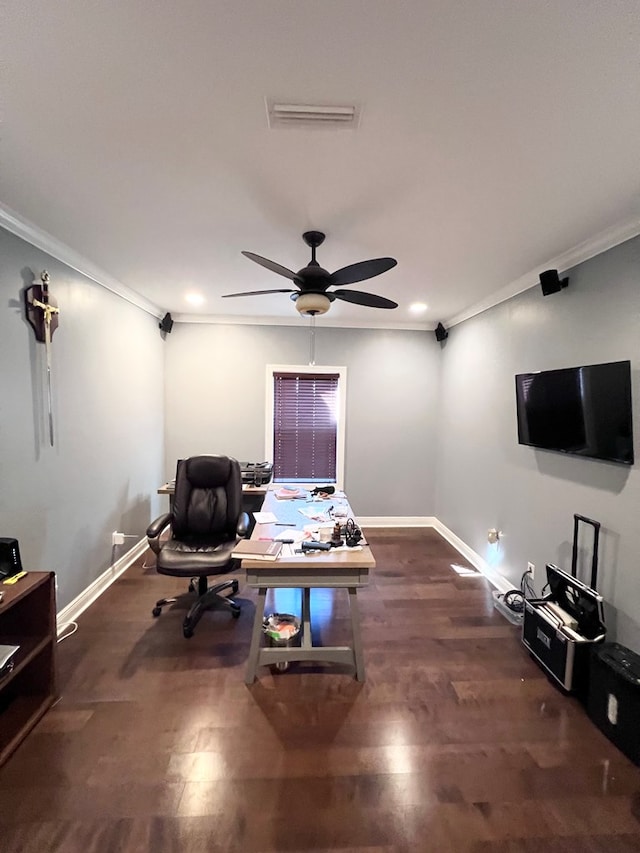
top-left (294, 292), bottom-right (331, 316)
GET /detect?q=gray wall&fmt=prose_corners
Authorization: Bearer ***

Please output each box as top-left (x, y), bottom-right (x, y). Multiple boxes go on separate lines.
top-left (164, 322), bottom-right (439, 516)
top-left (6, 212), bottom-right (638, 651)
top-left (0, 227), bottom-right (165, 610)
top-left (435, 236), bottom-right (640, 648)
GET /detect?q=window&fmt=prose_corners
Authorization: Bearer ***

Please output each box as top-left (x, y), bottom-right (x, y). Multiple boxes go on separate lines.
top-left (265, 364), bottom-right (346, 486)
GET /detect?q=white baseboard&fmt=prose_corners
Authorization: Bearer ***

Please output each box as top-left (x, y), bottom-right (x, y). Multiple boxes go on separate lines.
top-left (360, 516), bottom-right (512, 594)
top-left (431, 520), bottom-right (513, 594)
top-left (56, 538), bottom-right (148, 636)
top-left (358, 516), bottom-right (437, 527)
top-left (55, 519), bottom-right (512, 635)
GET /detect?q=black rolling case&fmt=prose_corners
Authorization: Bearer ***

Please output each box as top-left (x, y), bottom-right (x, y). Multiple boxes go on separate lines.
top-left (522, 515), bottom-right (605, 698)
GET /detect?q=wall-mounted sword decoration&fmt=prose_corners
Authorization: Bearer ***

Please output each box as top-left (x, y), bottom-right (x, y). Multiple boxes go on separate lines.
top-left (25, 270), bottom-right (60, 446)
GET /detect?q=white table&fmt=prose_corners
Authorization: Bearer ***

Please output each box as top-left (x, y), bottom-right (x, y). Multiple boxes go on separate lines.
top-left (242, 488), bottom-right (374, 683)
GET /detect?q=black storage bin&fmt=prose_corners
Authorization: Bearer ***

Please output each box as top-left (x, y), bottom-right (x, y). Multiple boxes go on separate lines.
top-left (587, 642), bottom-right (640, 765)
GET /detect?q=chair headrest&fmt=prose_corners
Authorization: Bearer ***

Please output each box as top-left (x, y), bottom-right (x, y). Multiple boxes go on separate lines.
top-left (183, 455), bottom-right (234, 488)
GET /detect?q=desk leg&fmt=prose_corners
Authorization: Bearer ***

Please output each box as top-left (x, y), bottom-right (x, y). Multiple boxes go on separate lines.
top-left (301, 587), bottom-right (312, 649)
top-left (348, 587), bottom-right (365, 682)
top-left (245, 586), bottom-right (267, 685)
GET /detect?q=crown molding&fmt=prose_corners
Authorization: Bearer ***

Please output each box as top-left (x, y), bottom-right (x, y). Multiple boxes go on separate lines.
top-left (446, 215), bottom-right (640, 329)
top-left (0, 204), bottom-right (431, 329)
top-left (170, 312), bottom-right (431, 331)
top-left (7, 199), bottom-right (636, 334)
top-left (0, 202), bottom-right (163, 318)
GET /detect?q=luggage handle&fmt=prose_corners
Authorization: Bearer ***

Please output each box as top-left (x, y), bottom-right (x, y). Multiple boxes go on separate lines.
top-left (571, 514), bottom-right (600, 590)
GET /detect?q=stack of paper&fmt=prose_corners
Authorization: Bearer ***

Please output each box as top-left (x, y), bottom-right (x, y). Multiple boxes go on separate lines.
top-left (273, 529), bottom-right (306, 543)
top-left (231, 539), bottom-right (283, 561)
top-left (274, 487), bottom-right (302, 500)
top-left (253, 511), bottom-right (278, 524)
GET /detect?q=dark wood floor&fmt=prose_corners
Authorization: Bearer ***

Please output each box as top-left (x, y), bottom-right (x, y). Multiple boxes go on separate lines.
top-left (1, 528), bottom-right (639, 852)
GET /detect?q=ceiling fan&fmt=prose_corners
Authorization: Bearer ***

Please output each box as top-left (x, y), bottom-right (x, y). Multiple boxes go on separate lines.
top-left (222, 231), bottom-right (398, 315)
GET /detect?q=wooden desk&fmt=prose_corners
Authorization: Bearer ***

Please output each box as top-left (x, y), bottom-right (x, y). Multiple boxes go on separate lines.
top-left (242, 488), bottom-right (374, 684)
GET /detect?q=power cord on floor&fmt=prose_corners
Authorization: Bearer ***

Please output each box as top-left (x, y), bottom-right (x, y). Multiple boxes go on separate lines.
top-left (57, 621), bottom-right (78, 643)
top-left (501, 569), bottom-right (536, 615)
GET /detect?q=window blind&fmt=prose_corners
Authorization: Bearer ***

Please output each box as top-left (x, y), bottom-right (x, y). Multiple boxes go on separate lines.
top-left (273, 372), bottom-right (339, 482)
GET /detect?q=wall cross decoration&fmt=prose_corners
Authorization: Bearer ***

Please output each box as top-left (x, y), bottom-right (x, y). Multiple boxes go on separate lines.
top-left (25, 270), bottom-right (60, 446)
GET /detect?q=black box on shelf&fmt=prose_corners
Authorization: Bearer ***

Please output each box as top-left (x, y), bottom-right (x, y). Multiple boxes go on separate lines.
top-left (522, 564), bottom-right (605, 697)
top-left (0, 538), bottom-right (22, 580)
top-left (587, 642), bottom-right (640, 765)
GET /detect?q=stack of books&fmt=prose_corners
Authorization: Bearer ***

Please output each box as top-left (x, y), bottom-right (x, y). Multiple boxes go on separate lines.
top-left (231, 539), bottom-right (283, 561)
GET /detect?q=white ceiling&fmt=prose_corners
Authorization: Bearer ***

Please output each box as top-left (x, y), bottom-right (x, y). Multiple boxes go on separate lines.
top-left (1, 1), bottom-right (639, 329)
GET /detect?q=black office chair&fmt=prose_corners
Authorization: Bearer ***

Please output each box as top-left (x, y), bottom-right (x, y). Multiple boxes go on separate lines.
top-left (146, 455), bottom-right (250, 638)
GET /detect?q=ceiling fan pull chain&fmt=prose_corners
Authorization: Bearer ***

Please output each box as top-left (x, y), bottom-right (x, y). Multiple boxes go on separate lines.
top-left (309, 316), bottom-right (316, 365)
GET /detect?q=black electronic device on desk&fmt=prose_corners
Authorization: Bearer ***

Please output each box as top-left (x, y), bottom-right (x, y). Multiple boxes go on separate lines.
top-left (522, 515), bottom-right (605, 698)
top-left (0, 538), bottom-right (23, 581)
top-left (240, 461), bottom-right (273, 486)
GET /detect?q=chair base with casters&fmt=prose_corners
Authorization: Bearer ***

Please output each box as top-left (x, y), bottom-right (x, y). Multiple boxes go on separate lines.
top-left (152, 575), bottom-right (241, 638)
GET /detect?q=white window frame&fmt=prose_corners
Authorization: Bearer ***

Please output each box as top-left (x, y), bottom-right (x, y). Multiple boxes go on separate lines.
top-left (265, 364), bottom-right (347, 489)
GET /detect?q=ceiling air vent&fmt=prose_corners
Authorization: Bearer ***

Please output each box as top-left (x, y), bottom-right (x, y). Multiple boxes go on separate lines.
top-left (266, 99), bottom-right (360, 130)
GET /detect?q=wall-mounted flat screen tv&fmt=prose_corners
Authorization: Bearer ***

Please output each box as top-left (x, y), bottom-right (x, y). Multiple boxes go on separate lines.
top-left (515, 360), bottom-right (634, 465)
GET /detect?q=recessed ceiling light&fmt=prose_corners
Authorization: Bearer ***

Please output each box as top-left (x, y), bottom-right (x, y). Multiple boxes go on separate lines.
top-left (409, 302), bottom-right (428, 313)
top-left (185, 292), bottom-right (205, 306)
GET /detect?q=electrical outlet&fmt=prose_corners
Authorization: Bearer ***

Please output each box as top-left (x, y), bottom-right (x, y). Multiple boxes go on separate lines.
top-left (527, 561), bottom-right (535, 580)
top-left (112, 531), bottom-right (125, 546)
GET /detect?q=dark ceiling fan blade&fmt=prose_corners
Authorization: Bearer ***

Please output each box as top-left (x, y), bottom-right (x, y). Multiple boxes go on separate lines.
top-left (329, 257), bottom-right (397, 287)
top-left (222, 288), bottom-right (296, 298)
top-left (332, 289), bottom-right (398, 309)
top-left (241, 251), bottom-right (302, 283)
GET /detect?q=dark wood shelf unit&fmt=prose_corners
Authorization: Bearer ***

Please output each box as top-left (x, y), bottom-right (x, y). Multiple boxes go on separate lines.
top-left (0, 571), bottom-right (57, 767)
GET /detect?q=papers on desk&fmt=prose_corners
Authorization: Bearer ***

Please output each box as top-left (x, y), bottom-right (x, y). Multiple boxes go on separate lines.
top-left (253, 511), bottom-right (278, 524)
top-left (274, 487), bottom-right (303, 500)
top-left (273, 529), bottom-right (306, 543)
top-left (298, 507), bottom-right (332, 522)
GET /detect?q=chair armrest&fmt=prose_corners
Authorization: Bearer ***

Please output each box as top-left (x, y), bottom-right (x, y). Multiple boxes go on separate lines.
top-left (146, 513), bottom-right (171, 554)
top-left (236, 511), bottom-right (251, 539)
